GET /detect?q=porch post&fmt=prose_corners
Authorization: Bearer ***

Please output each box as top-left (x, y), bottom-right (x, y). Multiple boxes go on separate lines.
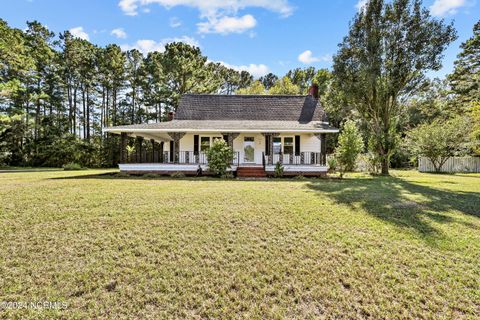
top-left (320, 133), bottom-right (327, 165)
top-left (314, 133), bottom-right (327, 165)
top-left (167, 132), bottom-right (186, 164)
top-left (136, 136), bottom-right (144, 163)
top-left (150, 139), bottom-right (155, 162)
top-left (261, 133), bottom-right (279, 165)
top-left (120, 132), bottom-right (128, 163)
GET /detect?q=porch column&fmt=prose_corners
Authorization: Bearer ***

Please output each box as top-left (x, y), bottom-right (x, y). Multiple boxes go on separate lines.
top-left (261, 133), bottom-right (279, 165)
top-left (314, 133), bottom-right (327, 165)
top-left (167, 132), bottom-right (186, 164)
top-left (150, 139), bottom-right (155, 162)
top-left (120, 132), bottom-right (128, 163)
top-left (321, 134), bottom-right (327, 165)
top-left (136, 136), bottom-right (144, 163)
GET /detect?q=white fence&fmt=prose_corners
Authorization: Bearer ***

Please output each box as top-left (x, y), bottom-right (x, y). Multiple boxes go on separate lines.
top-left (418, 157), bottom-right (480, 173)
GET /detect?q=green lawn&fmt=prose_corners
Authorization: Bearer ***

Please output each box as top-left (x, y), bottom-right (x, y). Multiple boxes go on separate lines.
top-left (0, 170), bottom-right (479, 319)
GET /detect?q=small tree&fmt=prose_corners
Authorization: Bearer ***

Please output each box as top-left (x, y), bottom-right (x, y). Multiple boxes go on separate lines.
top-left (274, 161), bottom-right (284, 178)
top-left (336, 120), bottom-right (364, 172)
top-left (206, 139), bottom-right (234, 177)
top-left (406, 117), bottom-right (470, 172)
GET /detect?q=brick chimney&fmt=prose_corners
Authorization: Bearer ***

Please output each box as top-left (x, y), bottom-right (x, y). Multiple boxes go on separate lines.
top-left (308, 84), bottom-right (319, 99)
top-left (167, 111), bottom-right (175, 121)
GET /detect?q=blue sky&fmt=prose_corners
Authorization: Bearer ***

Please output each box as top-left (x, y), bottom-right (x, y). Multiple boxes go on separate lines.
top-left (1, 0), bottom-right (479, 78)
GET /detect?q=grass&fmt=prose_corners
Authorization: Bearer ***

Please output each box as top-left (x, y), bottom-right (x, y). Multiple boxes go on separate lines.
top-left (0, 170), bottom-right (479, 319)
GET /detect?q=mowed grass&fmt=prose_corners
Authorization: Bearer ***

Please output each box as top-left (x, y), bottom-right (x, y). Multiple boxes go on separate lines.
top-left (0, 170), bottom-right (479, 319)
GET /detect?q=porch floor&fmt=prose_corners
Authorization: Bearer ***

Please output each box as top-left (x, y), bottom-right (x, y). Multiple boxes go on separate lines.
top-left (119, 163), bottom-right (328, 177)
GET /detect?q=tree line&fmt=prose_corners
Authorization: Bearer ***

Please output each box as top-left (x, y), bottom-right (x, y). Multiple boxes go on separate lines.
top-left (0, 20), bottom-right (257, 167)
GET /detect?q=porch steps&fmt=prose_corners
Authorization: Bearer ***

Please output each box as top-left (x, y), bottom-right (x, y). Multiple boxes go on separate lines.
top-left (237, 166), bottom-right (267, 178)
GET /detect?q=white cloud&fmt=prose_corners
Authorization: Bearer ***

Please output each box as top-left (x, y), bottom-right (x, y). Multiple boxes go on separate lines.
top-left (121, 36), bottom-right (200, 54)
top-left (111, 28), bottom-right (127, 39)
top-left (69, 26), bottom-right (89, 41)
top-left (119, 0), bottom-right (293, 17)
top-left (215, 60), bottom-right (269, 78)
top-left (430, 0), bottom-right (467, 16)
top-left (118, 0), bottom-right (293, 34)
top-left (355, 0), bottom-right (368, 11)
top-left (170, 17), bottom-right (182, 28)
top-left (197, 14), bottom-right (256, 34)
top-left (298, 50), bottom-right (331, 64)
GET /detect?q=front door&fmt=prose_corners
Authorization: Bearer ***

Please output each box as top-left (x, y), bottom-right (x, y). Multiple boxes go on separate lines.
top-left (243, 137), bottom-right (255, 163)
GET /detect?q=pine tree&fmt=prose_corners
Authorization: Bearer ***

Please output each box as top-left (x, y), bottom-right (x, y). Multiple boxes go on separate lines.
top-left (449, 19), bottom-right (480, 108)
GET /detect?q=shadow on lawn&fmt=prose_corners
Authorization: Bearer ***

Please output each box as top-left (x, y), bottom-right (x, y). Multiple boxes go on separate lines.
top-left (306, 175), bottom-right (480, 243)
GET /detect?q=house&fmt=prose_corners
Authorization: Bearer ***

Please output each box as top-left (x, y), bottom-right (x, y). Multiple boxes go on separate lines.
top-left (103, 85), bottom-right (339, 177)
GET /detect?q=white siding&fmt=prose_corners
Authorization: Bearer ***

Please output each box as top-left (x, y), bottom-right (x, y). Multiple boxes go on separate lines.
top-left (175, 132), bottom-right (322, 165)
top-left (179, 133), bottom-right (194, 152)
top-left (300, 134), bottom-right (320, 152)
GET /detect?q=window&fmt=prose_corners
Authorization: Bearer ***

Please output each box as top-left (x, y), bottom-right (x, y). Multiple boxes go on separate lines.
top-left (273, 137), bottom-right (282, 154)
top-left (273, 137), bottom-right (294, 154)
top-left (284, 137), bottom-right (294, 155)
top-left (200, 136), bottom-right (223, 152)
top-left (200, 137), bottom-right (210, 152)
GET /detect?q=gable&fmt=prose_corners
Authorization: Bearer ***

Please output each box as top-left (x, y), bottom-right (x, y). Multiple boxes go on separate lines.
top-left (175, 94), bottom-right (327, 123)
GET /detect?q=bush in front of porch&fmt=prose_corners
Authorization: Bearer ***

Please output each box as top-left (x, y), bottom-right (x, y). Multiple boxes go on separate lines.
top-left (206, 139), bottom-right (234, 177)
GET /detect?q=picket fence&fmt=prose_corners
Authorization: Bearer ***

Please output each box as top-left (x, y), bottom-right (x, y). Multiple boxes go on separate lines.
top-left (418, 157), bottom-right (480, 173)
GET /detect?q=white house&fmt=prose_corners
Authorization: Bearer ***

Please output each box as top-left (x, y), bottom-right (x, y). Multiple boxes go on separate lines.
top-left (103, 86), bottom-right (339, 177)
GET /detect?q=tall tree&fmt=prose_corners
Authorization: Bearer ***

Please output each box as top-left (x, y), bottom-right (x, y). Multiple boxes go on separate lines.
top-left (286, 67), bottom-right (315, 93)
top-left (332, 0), bottom-right (456, 174)
top-left (126, 49), bottom-right (146, 124)
top-left (449, 19), bottom-right (480, 108)
top-left (143, 51), bottom-right (167, 122)
top-left (259, 73), bottom-right (278, 90)
top-left (161, 42), bottom-right (220, 110)
top-left (24, 21), bottom-right (56, 143)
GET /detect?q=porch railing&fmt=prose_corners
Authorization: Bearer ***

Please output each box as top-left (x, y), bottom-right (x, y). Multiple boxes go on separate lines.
top-left (125, 150), bottom-right (240, 166)
top-left (263, 152), bottom-right (326, 166)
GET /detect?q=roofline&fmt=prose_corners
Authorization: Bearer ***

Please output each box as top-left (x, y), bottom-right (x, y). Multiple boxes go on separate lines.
top-left (103, 128), bottom-right (339, 134)
top-left (181, 93), bottom-right (314, 98)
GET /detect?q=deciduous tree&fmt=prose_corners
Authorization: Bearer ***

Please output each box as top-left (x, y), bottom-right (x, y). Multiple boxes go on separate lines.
top-left (332, 0), bottom-right (456, 174)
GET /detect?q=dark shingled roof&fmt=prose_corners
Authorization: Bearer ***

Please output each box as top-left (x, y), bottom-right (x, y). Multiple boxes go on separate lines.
top-left (175, 94), bottom-right (327, 123)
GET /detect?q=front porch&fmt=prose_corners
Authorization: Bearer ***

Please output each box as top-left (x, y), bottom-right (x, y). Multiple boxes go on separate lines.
top-left (119, 149), bottom-right (328, 176)
top-left (114, 130), bottom-right (332, 177)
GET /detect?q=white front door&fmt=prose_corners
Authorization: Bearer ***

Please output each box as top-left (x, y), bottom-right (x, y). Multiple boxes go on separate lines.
top-left (243, 137), bottom-right (255, 163)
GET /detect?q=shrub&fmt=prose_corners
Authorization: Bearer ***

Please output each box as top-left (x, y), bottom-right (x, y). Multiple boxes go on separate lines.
top-left (327, 156), bottom-right (338, 172)
top-left (170, 171), bottom-right (185, 178)
top-left (63, 162), bottom-right (83, 171)
top-left (221, 172), bottom-right (234, 179)
top-left (336, 120), bottom-right (364, 172)
top-left (274, 161), bottom-right (284, 178)
top-left (206, 139), bottom-right (234, 177)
